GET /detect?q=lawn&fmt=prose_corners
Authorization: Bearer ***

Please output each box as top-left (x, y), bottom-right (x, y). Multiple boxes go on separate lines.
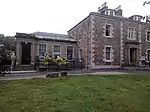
top-left (0, 75), bottom-right (150, 112)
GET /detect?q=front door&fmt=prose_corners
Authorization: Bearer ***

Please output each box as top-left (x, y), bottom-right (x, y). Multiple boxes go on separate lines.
top-left (130, 48), bottom-right (137, 65)
top-left (21, 42), bottom-right (31, 65)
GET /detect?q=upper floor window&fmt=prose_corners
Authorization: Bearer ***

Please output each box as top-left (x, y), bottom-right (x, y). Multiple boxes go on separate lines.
top-left (54, 45), bottom-right (61, 58)
top-left (105, 11), bottom-right (108, 15)
top-left (108, 10), bottom-right (111, 15)
top-left (39, 44), bottom-right (46, 57)
top-left (67, 46), bottom-right (74, 60)
top-left (128, 28), bottom-right (135, 40)
top-left (146, 31), bottom-right (150, 42)
top-left (105, 24), bottom-right (112, 37)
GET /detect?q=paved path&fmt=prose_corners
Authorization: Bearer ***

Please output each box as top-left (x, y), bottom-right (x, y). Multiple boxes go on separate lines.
top-left (1, 70), bottom-right (150, 80)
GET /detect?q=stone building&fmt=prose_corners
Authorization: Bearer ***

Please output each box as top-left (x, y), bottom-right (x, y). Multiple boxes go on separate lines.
top-left (68, 2), bottom-right (150, 69)
top-left (15, 32), bottom-right (78, 69)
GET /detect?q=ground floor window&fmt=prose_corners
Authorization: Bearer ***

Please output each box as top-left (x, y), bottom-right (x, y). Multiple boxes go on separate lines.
top-left (104, 46), bottom-right (112, 61)
top-left (39, 44), bottom-right (46, 57)
top-left (54, 45), bottom-right (61, 58)
top-left (67, 46), bottom-right (74, 60)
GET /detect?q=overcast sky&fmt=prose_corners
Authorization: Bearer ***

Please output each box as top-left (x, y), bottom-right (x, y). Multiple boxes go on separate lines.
top-left (0, 0), bottom-right (149, 36)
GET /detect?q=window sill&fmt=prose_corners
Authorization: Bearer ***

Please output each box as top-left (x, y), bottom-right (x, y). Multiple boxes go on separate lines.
top-left (146, 40), bottom-right (150, 42)
top-left (127, 38), bottom-right (136, 41)
top-left (103, 59), bottom-right (113, 62)
top-left (105, 36), bottom-right (113, 38)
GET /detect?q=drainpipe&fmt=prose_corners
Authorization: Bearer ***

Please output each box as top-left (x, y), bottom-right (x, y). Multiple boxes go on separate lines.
top-left (85, 33), bottom-right (89, 69)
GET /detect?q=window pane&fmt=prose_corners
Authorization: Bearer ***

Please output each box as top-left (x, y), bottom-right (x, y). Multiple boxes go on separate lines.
top-left (110, 11), bottom-right (113, 16)
top-left (106, 52), bottom-right (111, 60)
top-left (54, 45), bottom-right (60, 52)
top-left (39, 44), bottom-right (46, 56)
top-left (67, 46), bottom-right (73, 60)
top-left (128, 28), bottom-right (134, 39)
top-left (128, 30), bottom-right (131, 38)
top-left (105, 47), bottom-right (111, 60)
top-left (105, 25), bottom-right (111, 36)
top-left (147, 32), bottom-right (150, 41)
top-left (106, 47), bottom-right (111, 52)
top-left (67, 46), bottom-right (73, 52)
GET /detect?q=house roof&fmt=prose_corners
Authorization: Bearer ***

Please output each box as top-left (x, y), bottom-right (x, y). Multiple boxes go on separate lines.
top-left (33, 32), bottom-right (76, 42)
top-left (15, 32), bottom-right (76, 42)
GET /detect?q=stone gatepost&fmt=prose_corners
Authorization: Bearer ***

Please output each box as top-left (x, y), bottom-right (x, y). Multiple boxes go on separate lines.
top-left (31, 42), bottom-right (36, 65)
top-left (16, 42), bottom-right (22, 65)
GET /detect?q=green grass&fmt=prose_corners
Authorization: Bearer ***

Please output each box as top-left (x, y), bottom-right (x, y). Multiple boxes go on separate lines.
top-left (0, 75), bottom-right (150, 112)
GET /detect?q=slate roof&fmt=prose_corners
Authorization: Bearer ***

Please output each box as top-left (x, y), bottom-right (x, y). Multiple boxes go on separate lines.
top-left (33, 32), bottom-right (76, 42)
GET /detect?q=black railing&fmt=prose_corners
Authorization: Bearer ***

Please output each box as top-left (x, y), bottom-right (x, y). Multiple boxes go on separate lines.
top-left (35, 58), bottom-right (84, 71)
top-left (122, 59), bottom-right (150, 67)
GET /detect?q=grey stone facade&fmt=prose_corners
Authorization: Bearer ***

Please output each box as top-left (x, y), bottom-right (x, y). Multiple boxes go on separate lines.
top-left (68, 3), bottom-right (150, 69)
top-left (15, 32), bottom-right (77, 66)
top-left (68, 16), bottom-right (92, 68)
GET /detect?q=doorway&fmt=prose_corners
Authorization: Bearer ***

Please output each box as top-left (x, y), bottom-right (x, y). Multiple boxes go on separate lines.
top-left (21, 42), bottom-right (31, 65)
top-left (129, 48), bottom-right (137, 65)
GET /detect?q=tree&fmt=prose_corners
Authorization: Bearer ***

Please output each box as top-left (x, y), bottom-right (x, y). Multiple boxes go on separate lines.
top-left (0, 34), bottom-right (16, 52)
top-left (143, 1), bottom-right (150, 23)
top-left (143, 1), bottom-right (150, 6)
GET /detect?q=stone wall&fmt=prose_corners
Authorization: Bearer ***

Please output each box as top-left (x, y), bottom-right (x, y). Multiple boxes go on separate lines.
top-left (121, 20), bottom-right (139, 65)
top-left (68, 15), bottom-right (91, 68)
top-left (92, 14), bottom-right (121, 67)
top-left (68, 12), bottom-right (150, 69)
top-left (16, 37), bottom-right (77, 65)
top-left (36, 40), bottom-right (77, 59)
top-left (141, 23), bottom-right (150, 59)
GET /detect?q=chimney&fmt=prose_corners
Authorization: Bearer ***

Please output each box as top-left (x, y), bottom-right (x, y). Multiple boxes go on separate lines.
top-left (98, 2), bottom-right (108, 14)
top-left (115, 5), bottom-right (122, 16)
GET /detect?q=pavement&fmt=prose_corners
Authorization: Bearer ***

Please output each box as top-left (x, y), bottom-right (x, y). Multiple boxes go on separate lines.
top-left (0, 69), bottom-right (150, 80)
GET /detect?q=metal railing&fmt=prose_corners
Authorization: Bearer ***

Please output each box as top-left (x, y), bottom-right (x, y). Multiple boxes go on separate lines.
top-left (35, 58), bottom-right (84, 71)
top-left (122, 59), bottom-right (150, 67)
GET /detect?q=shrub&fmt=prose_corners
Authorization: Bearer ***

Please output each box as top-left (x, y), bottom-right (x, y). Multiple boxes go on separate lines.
top-left (44, 57), bottom-right (68, 65)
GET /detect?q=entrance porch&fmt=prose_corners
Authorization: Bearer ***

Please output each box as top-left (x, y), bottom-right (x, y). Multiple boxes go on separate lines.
top-left (123, 42), bottom-right (140, 66)
top-left (15, 33), bottom-right (37, 70)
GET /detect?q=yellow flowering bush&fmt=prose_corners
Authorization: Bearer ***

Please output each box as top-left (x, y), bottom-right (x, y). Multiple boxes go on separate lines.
top-left (44, 57), bottom-right (68, 65)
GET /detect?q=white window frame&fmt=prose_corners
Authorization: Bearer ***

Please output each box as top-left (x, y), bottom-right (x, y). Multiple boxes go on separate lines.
top-left (39, 44), bottom-right (46, 57)
top-left (127, 27), bottom-right (136, 40)
top-left (108, 10), bottom-right (111, 15)
top-left (113, 11), bottom-right (115, 16)
top-left (53, 44), bottom-right (61, 58)
top-left (103, 45), bottom-right (113, 62)
top-left (146, 30), bottom-right (150, 42)
top-left (105, 11), bottom-right (108, 15)
top-left (136, 16), bottom-right (139, 21)
top-left (67, 45), bottom-right (74, 61)
top-left (104, 23), bottom-right (113, 38)
top-left (133, 16), bottom-right (136, 20)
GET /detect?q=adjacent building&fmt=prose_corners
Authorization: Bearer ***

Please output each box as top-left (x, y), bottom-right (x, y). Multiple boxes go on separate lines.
top-left (15, 32), bottom-right (78, 69)
top-left (68, 2), bottom-right (150, 69)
